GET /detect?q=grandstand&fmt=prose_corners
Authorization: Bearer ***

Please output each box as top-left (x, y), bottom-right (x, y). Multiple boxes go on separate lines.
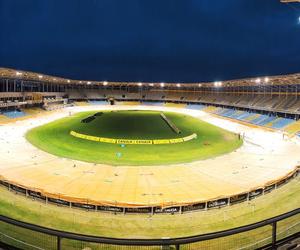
top-left (0, 68), bottom-right (300, 134)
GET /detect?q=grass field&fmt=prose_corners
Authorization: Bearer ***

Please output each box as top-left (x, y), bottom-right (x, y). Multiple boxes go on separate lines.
top-left (0, 177), bottom-right (299, 249)
top-left (26, 110), bottom-right (242, 165)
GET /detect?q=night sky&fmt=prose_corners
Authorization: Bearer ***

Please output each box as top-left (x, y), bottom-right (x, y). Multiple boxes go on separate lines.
top-left (0, 0), bottom-right (299, 83)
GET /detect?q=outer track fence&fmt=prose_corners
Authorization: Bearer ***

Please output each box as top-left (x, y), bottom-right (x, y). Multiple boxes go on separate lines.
top-left (0, 208), bottom-right (299, 250)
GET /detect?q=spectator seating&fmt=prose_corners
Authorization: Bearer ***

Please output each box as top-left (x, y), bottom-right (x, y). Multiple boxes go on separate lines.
top-left (271, 118), bottom-right (295, 129)
top-left (284, 120), bottom-right (300, 135)
top-left (2, 110), bottom-right (27, 119)
top-left (205, 106), bottom-right (298, 134)
top-left (120, 101), bottom-right (141, 106)
top-left (88, 100), bottom-right (108, 105)
top-left (186, 104), bottom-right (206, 110)
top-left (141, 101), bottom-right (164, 106)
top-left (74, 101), bottom-right (90, 106)
top-left (164, 103), bottom-right (187, 108)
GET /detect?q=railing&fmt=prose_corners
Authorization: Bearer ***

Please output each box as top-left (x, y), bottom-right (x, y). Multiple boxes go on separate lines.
top-left (0, 208), bottom-right (299, 250)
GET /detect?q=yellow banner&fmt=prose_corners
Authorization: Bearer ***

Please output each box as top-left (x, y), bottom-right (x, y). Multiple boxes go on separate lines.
top-left (116, 139), bottom-right (153, 144)
top-left (182, 133), bottom-right (197, 141)
top-left (70, 131), bottom-right (197, 145)
top-left (100, 137), bottom-right (116, 143)
top-left (153, 139), bottom-right (171, 144)
top-left (169, 138), bottom-right (184, 144)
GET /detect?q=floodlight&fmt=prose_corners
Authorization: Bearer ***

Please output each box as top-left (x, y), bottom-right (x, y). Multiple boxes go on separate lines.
top-left (214, 81), bottom-right (222, 87)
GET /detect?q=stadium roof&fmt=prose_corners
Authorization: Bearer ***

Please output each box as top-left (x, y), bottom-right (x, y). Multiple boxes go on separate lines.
top-left (1, 67), bottom-right (300, 88)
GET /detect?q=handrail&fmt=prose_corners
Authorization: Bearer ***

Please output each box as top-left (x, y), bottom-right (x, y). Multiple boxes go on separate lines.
top-left (0, 208), bottom-right (299, 246)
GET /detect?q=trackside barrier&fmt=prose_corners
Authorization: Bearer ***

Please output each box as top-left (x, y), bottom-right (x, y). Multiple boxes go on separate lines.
top-left (0, 209), bottom-right (299, 250)
top-left (70, 130), bottom-right (197, 145)
top-left (0, 167), bottom-right (299, 214)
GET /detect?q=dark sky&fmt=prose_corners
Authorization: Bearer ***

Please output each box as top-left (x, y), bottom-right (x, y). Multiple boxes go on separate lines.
top-left (0, 0), bottom-right (299, 83)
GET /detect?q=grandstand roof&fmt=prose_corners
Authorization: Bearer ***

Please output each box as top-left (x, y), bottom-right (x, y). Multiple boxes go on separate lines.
top-left (0, 67), bottom-right (300, 88)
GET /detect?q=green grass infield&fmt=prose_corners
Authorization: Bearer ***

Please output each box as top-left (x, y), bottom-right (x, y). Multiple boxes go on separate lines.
top-left (26, 110), bottom-right (243, 165)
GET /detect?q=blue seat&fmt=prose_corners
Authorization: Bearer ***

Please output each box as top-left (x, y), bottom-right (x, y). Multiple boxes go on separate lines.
top-left (271, 118), bottom-right (295, 129)
top-left (217, 109), bottom-right (230, 115)
top-left (257, 116), bottom-right (277, 126)
top-left (142, 101), bottom-right (164, 106)
top-left (222, 110), bottom-right (236, 117)
top-left (229, 111), bottom-right (242, 119)
top-left (238, 112), bottom-right (255, 121)
top-left (250, 115), bottom-right (269, 125)
top-left (88, 100), bottom-right (108, 105)
top-left (186, 104), bottom-right (205, 110)
top-left (3, 110), bottom-right (27, 119)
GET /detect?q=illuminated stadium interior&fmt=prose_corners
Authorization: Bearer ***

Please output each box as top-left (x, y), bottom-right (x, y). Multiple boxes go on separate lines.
top-left (0, 66), bottom-right (300, 249)
top-left (0, 67), bottom-right (299, 210)
top-left (1, 1), bottom-right (300, 250)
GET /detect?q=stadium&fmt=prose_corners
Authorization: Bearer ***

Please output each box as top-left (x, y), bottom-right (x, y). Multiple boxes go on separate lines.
top-left (0, 66), bottom-right (299, 249)
top-left (1, 1), bottom-right (300, 250)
